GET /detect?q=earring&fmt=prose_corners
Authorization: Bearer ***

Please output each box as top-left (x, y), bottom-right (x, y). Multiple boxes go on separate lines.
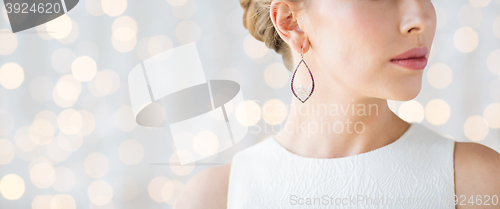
top-left (291, 47), bottom-right (315, 103)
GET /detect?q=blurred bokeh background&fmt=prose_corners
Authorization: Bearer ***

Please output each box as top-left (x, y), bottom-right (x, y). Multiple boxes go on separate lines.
top-left (0, 0), bottom-right (499, 208)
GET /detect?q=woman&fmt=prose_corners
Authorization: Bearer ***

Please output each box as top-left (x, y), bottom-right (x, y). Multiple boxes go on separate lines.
top-left (175, 0), bottom-right (500, 208)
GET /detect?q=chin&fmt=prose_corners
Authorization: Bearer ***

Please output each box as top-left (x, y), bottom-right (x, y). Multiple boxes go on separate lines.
top-left (383, 78), bottom-right (423, 101)
top-left (389, 85), bottom-right (422, 101)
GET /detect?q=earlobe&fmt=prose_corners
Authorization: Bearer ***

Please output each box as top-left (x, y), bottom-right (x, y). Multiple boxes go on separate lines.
top-left (295, 28), bottom-right (311, 54)
top-left (301, 37), bottom-right (311, 54)
top-left (290, 37), bottom-right (310, 55)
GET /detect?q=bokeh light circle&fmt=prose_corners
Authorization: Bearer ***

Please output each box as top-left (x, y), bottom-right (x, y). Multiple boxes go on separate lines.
top-left (15, 126), bottom-right (37, 152)
top-left (94, 69), bottom-right (120, 96)
top-left (160, 180), bottom-right (175, 202)
top-left (112, 35), bottom-right (137, 53)
top-left (52, 166), bottom-right (75, 192)
top-left (58, 19), bottom-right (80, 44)
top-left (165, 180), bottom-right (184, 205)
top-left (264, 63), bottom-right (290, 89)
top-left (45, 137), bottom-right (71, 163)
top-left (0, 139), bottom-right (15, 165)
top-left (46, 15), bottom-right (73, 39)
top-left (84, 153), bottom-right (109, 178)
top-left (88, 180), bottom-right (114, 206)
top-left (453, 27), bottom-right (479, 53)
top-left (175, 20), bottom-right (201, 45)
top-left (113, 27), bottom-right (136, 42)
top-left (148, 177), bottom-right (169, 202)
top-left (192, 131), bottom-right (219, 157)
top-left (72, 56), bottom-right (98, 82)
top-left (114, 106), bottom-right (137, 132)
top-left (487, 49), bottom-right (500, 75)
top-left (244, 35), bottom-right (269, 59)
top-left (166, 0), bottom-right (187, 6)
top-left (0, 174), bottom-right (25, 200)
top-left (425, 99), bottom-right (451, 125)
top-left (169, 150), bottom-right (195, 176)
top-left (29, 162), bottom-right (56, 188)
top-left (79, 110), bottom-right (96, 136)
top-left (112, 16), bottom-right (138, 33)
top-left (50, 194), bottom-right (76, 209)
top-left (463, 115), bottom-right (489, 142)
top-left (398, 100), bottom-right (425, 123)
top-left (101, 0), bottom-right (127, 16)
top-left (236, 100), bottom-right (261, 126)
top-left (118, 139), bottom-right (144, 165)
top-left (0, 29), bottom-right (17, 55)
top-left (53, 75), bottom-right (82, 107)
top-left (57, 109), bottom-right (83, 135)
top-left (171, 0), bottom-right (196, 19)
top-left (0, 62), bottom-right (24, 89)
top-left (483, 103), bottom-right (500, 128)
top-left (32, 195), bottom-right (53, 209)
top-left (262, 99), bottom-right (288, 125)
top-left (493, 16), bottom-right (500, 39)
top-left (468, 0), bottom-right (491, 7)
top-left (148, 35), bottom-right (173, 57)
top-left (85, 0), bottom-right (105, 16)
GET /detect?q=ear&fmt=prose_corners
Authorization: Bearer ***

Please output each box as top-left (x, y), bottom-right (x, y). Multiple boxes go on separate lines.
top-left (269, 1), bottom-right (311, 55)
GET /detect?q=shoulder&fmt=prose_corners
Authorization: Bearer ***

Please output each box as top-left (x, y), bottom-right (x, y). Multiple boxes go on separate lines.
top-left (174, 163), bottom-right (232, 209)
top-left (454, 142), bottom-right (500, 208)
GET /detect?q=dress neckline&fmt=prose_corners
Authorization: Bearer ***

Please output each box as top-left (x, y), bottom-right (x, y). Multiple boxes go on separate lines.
top-left (268, 122), bottom-right (419, 161)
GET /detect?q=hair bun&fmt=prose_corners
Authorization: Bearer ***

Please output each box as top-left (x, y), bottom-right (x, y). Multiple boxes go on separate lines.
top-left (239, 0), bottom-right (294, 71)
top-left (240, 0), bottom-right (261, 41)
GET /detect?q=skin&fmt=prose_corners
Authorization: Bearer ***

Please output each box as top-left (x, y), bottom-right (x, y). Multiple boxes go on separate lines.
top-left (174, 0), bottom-right (500, 208)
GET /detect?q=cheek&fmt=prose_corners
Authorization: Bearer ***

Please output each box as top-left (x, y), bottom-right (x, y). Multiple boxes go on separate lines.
top-left (309, 0), bottom-right (429, 99)
top-left (313, 3), bottom-right (393, 78)
top-left (347, 6), bottom-right (396, 59)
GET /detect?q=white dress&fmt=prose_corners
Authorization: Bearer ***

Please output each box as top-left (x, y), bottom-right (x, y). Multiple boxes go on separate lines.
top-left (226, 122), bottom-right (456, 208)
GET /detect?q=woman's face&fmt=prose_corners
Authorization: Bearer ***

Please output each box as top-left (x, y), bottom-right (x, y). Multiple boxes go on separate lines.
top-left (301, 0), bottom-right (436, 101)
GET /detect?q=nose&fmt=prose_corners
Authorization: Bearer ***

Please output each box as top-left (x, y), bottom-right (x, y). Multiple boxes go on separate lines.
top-left (399, 0), bottom-right (433, 35)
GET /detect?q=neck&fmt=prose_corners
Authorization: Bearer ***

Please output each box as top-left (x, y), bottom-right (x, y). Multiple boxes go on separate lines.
top-left (273, 71), bottom-right (410, 158)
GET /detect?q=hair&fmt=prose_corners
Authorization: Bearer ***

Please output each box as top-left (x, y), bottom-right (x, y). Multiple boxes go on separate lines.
top-left (239, 0), bottom-right (308, 72)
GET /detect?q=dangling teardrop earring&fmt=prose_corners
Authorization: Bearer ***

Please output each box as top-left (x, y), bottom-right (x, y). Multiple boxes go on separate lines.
top-left (291, 47), bottom-right (315, 103)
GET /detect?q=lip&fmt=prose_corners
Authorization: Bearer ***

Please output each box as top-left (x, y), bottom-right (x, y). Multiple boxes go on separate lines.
top-left (390, 47), bottom-right (429, 70)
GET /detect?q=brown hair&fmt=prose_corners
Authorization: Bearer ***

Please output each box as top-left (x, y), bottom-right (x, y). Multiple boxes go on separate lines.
top-left (239, 0), bottom-right (307, 72)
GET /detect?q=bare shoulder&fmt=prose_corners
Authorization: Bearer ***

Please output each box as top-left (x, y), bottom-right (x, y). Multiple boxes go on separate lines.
top-left (174, 163), bottom-right (232, 209)
top-left (454, 142), bottom-right (500, 208)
